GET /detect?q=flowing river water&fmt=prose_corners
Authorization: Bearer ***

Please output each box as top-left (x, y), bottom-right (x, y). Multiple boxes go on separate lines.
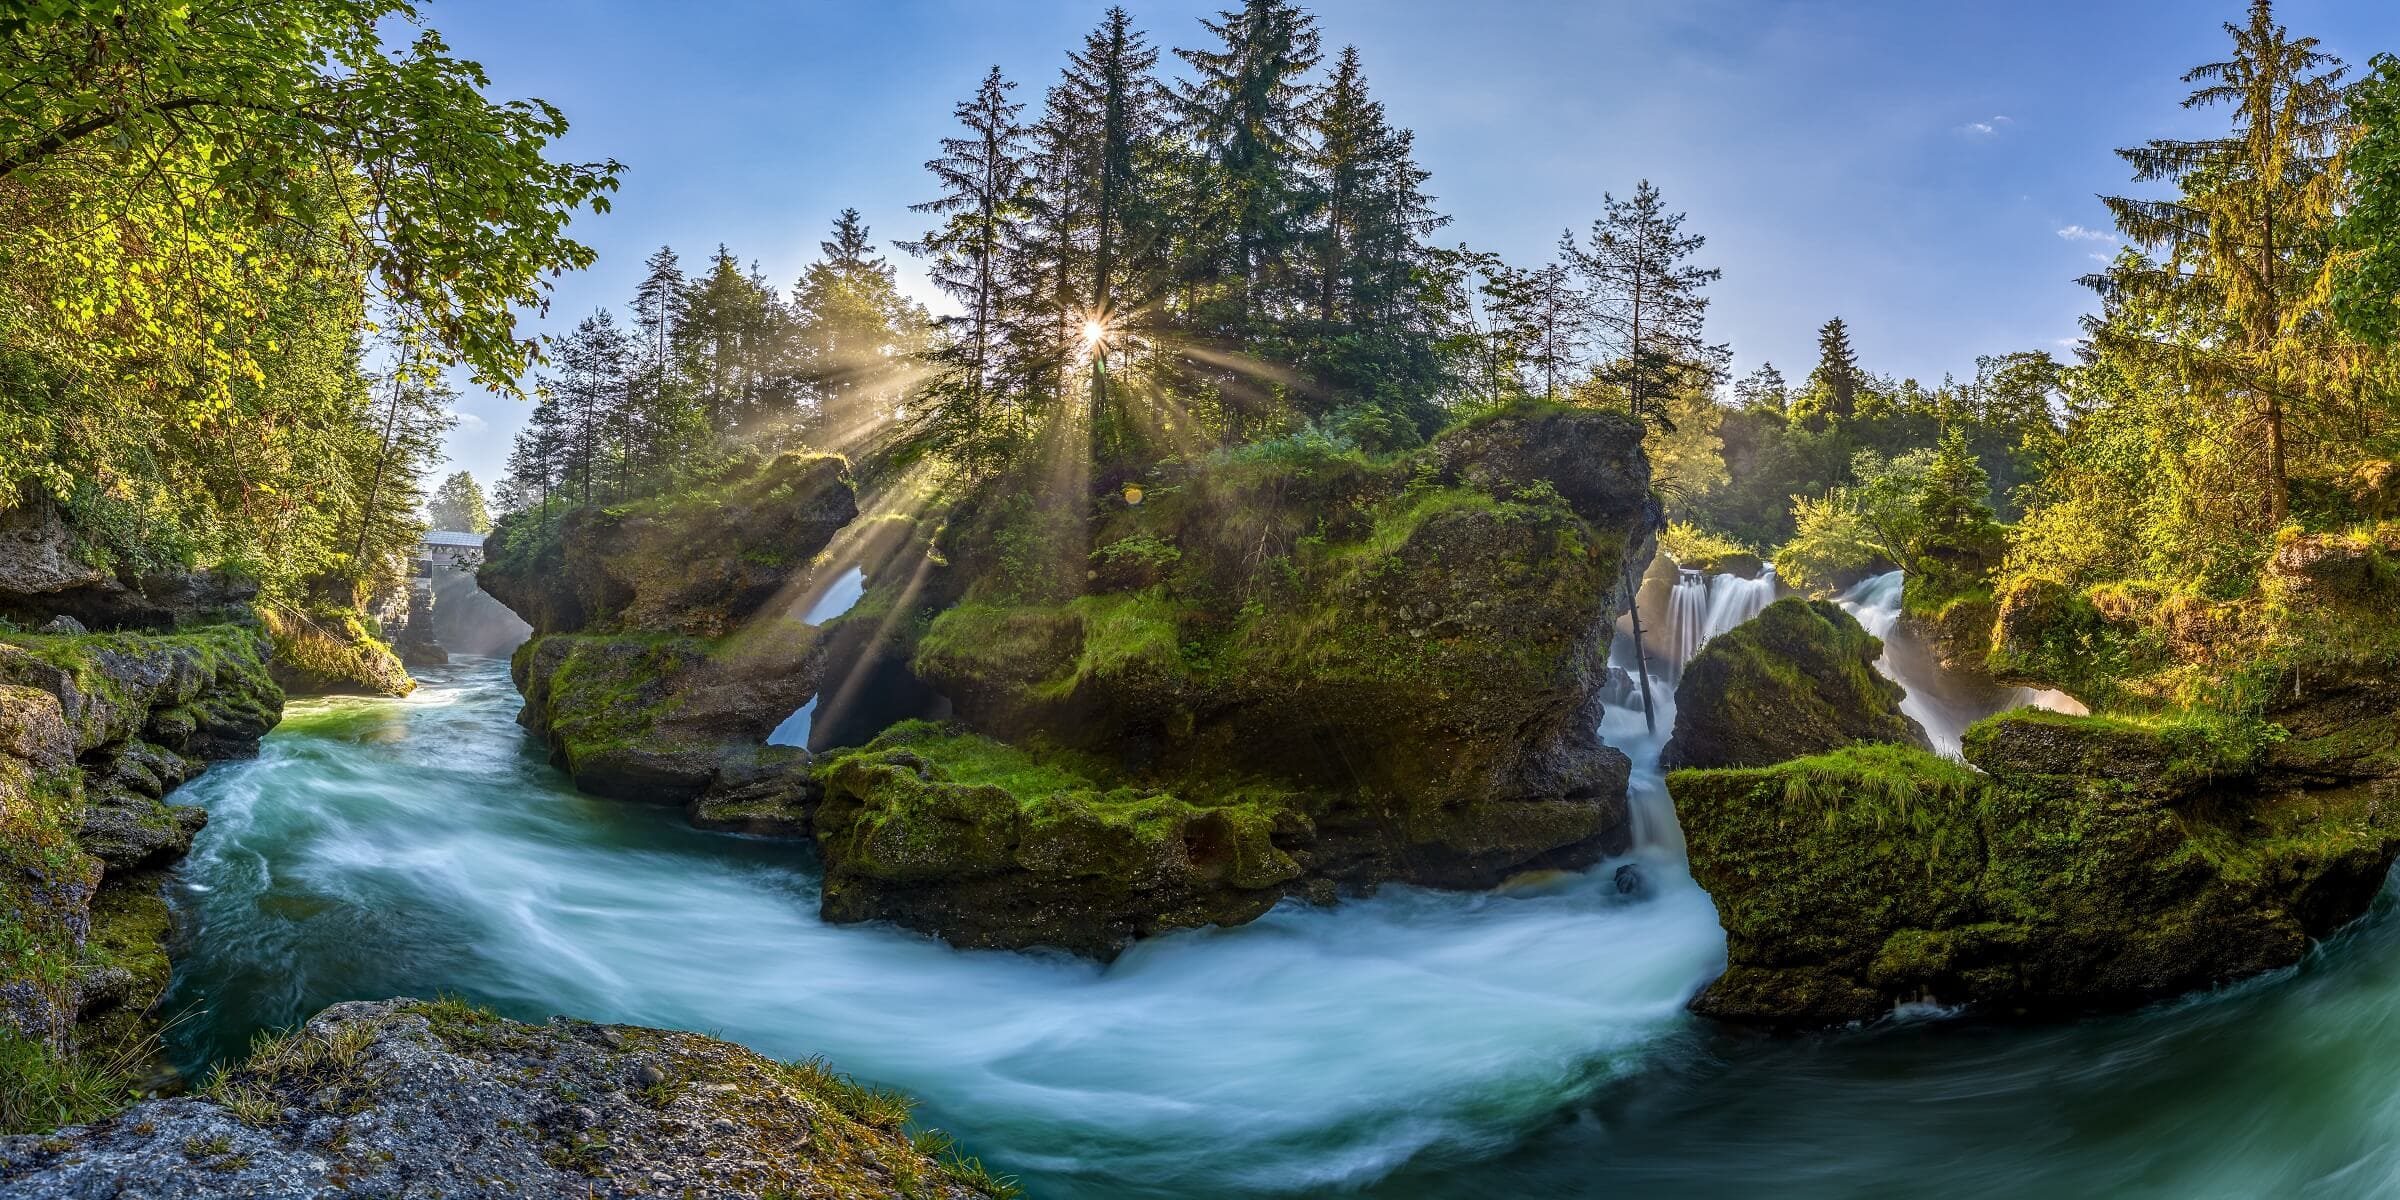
top-left (156, 575), bottom-right (2400, 1198)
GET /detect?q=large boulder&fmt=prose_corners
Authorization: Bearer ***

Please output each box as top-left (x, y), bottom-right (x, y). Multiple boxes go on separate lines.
top-left (813, 722), bottom-right (1307, 957)
top-left (857, 401), bottom-right (1657, 953)
top-left (512, 629), bottom-right (815, 805)
top-left (0, 625), bottom-right (282, 1097)
top-left (1671, 705), bottom-right (2400, 1029)
top-left (1661, 597), bottom-right (1929, 770)
top-left (0, 998), bottom-right (1009, 1198)
top-left (480, 451), bottom-right (860, 638)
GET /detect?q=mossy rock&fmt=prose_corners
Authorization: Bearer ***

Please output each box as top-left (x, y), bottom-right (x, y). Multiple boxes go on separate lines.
top-left (513, 631), bottom-right (816, 804)
top-left (812, 722), bottom-right (1309, 958)
top-left (1672, 710), bottom-right (2400, 1030)
top-left (258, 604), bottom-right (413, 697)
top-left (481, 451), bottom-right (860, 638)
top-left (1661, 597), bottom-right (1929, 770)
top-left (897, 405), bottom-right (1657, 953)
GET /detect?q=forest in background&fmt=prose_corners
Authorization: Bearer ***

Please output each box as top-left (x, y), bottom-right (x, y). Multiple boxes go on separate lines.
top-left (488, 0), bottom-right (2400, 693)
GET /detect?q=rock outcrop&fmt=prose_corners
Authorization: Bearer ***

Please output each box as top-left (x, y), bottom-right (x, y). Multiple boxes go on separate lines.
top-left (0, 504), bottom-right (260, 633)
top-left (480, 451), bottom-right (860, 639)
top-left (819, 401), bottom-right (1658, 956)
top-left (487, 451), bottom-right (877, 817)
top-left (0, 998), bottom-right (1011, 1199)
top-left (1661, 597), bottom-right (1929, 770)
top-left (813, 722), bottom-right (1307, 956)
top-left (1671, 701), bottom-right (2400, 1030)
top-left (258, 604), bottom-right (416, 697)
top-left (512, 632), bottom-right (815, 806)
top-left (0, 626), bottom-right (282, 1100)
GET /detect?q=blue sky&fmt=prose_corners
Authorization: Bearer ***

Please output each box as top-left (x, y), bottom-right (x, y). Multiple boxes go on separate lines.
top-left (422, 0), bottom-right (2400, 490)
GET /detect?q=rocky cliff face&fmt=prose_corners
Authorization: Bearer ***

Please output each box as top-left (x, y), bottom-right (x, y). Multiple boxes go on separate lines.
top-left (0, 626), bottom-right (282, 1102)
top-left (486, 452), bottom-right (867, 813)
top-left (1661, 597), bottom-right (1929, 770)
top-left (0, 998), bottom-right (1011, 1199)
top-left (816, 402), bottom-right (1659, 956)
top-left (481, 451), bottom-right (860, 639)
top-left (1670, 700), bottom-right (2400, 1029)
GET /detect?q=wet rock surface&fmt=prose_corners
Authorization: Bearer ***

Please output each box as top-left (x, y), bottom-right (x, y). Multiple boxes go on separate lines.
top-left (0, 998), bottom-right (1007, 1199)
top-left (1662, 597), bottom-right (1930, 770)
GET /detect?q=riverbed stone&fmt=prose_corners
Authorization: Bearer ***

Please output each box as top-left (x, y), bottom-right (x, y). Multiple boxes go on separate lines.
top-left (0, 998), bottom-right (1008, 1199)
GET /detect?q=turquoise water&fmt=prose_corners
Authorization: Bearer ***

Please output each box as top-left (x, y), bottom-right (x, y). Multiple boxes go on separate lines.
top-left (162, 657), bottom-right (2400, 1198)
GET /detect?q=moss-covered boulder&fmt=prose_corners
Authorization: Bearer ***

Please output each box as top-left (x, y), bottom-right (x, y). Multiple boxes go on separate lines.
top-left (481, 452), bottom-right (860, 638)
top-left (876, 402), bottom-right (1656, 953)
top-left (259, 603), bottom-right (414, 697)
top-left (814, 722), bottom-right (1309, 956)
top-left (1661, 597), bottom-right (1929, 770)
top-left (512, 630), bottom-right (815, 805)
top-left (0, 998), bottom-right (1012, 1197)
top-left (1672, 705), bottom-right (2400, 1030)
top-left (0, 626), bottom-right (283, 1122)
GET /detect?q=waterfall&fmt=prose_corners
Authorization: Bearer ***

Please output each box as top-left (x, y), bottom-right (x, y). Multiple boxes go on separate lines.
top-left (1661, 564), bottom-right (1781, 675)
top-left (1834, 569), bottom-right (2084, 758)
top-left (1667, 570), bottom-right (1710, 669)
top-left (1697, 566), bottom-right (1778, 657)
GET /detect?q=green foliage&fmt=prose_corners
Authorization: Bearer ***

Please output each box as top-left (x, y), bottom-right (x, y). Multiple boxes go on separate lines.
top-left (0, 1027), bottom-right (137, 1135)
top-left (2337, 54), bottom-right (2400, 346)
top-left (425, 471), bottom-right (492, 534)
top-left (1772, 488), bottom-right (1884, 595)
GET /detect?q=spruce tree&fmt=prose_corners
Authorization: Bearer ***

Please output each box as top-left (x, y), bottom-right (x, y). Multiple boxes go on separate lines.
top-left (1305, 46), bottom-right (1450, 420)
top-left (1806, 317), bottom-right (1863, 422)
top-left (902, 66), bottom-right (1032, 476)
top-left (792, 212), bottom-right (925, 438)
top-left (1175, 0), bottom-right (1323, 347)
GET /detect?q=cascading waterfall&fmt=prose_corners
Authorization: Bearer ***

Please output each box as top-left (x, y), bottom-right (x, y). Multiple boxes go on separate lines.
top-left (1662, 564), bottom-right (1782, 678)
top-left (1696, 565), bottom-right (1778, 658)
top-left (1835, 569), bottom-right (2082, 756)
top-left (1611, 562), bottom-right (1784, 857)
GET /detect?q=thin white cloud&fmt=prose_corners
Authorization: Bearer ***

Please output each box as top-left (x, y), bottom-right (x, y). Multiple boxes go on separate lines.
top-left (454, 411), bottom-right (489, 432)
top-left (2057, 224), bottom-right (2114, 242)
top-left (1957, 115), bottom-right (2013, 137)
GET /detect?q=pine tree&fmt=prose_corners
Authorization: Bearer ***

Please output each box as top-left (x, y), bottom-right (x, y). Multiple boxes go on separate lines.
top-left (425, 471), bottom-right (491, 533)
top-left (792, 212), bottom-right (925, 439)
top-left (2090, 0), bottom-right (2350, 524)
top-left (1175, 0), bottom-right (1323, 346)
top-left (547, 309), bottom-right (634, 505)
top-left (501, 393), bottom-right (568, 515)
top-left (1803, 317), bottom-right (1863, 423)
top-left (1734, 362), bottom-right (1789, 411)
top-left (1571, 180), bottom-right (1725, 428)
top-left (1304, 46), bottom-right (1451, 419)
top-left (901, 66), bottom-right (1032, 476)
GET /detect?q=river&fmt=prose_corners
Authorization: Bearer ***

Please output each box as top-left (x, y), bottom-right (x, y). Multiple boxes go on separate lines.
top-left (157, 587), bottom-right (2400, 1198)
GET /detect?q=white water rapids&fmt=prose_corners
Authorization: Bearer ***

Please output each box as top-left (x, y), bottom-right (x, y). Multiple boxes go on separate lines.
top-left (160, 560), bottom-right (2119, 1197)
